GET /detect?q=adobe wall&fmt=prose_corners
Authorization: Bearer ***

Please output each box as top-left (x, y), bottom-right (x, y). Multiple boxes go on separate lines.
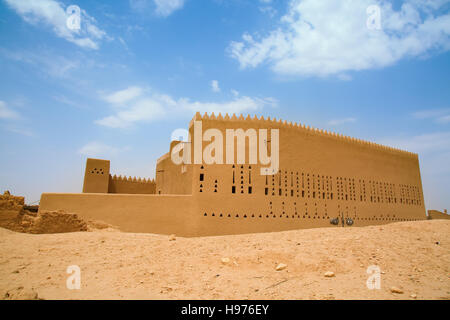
top-left (0, 192), bottom-right (25, 232)
top-left (82, 158), bottom-right (110, 193)
top-left (108, 175), bottom-right (156, 194)
top-left (83, 158), bottom-right (156, 195)
top-left (178, 113), bottom-right (426, 233)
top-left (39, 193), bottom-right (199, 236)
top-left (38, 190), bottom-right (425, 237)
top-left (38, 192), bottom-right (371, 236)
top-left (427, 210), bottom-right (450, 220)
top-left (155, 141), bottom-right (193, 195)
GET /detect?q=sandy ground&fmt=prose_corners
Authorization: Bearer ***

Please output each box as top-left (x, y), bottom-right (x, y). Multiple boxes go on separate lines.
top-left (0, 220), bottom-right (449, 300)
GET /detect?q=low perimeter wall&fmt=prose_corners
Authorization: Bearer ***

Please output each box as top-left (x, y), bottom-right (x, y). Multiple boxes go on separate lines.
top-left (39, 193), bottom-right (345, 237)
top-left (427, 210), bottom-right (450, 220)
top-left (39, 193), bottom-right (199, 236)
top-left (40, 193), bottom-right (426, 237)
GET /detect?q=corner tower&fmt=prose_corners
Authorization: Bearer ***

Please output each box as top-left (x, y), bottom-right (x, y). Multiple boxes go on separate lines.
top-left (82, 158), bottom-right (110, 193)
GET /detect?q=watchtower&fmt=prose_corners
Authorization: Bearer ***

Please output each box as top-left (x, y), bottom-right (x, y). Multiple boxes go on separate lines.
top-left (82, 158), bottom-right (110, 193)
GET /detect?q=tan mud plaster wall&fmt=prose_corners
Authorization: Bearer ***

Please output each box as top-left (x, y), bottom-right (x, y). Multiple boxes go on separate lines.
top-left (83, 158), bottom-right (156, 195)
top-left (159, 113), bottom-right (426, 236)
top-left (108, 175), bottom-right (156, 194)
top-left (39, 193), bottom-right (199, 236)
top-left (82, 158), bottom-right (110, 193)
top-left (155, 141), bottom-right (193, 195)
top-left (428, 210), bottom-right (450, 220)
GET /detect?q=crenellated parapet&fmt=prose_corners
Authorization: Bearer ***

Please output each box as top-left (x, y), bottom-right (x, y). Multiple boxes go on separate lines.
top-left (189, 112), bottom-right (417, 158)
top-left (108, 174), bottom-right (156, 194)
top-left (110, 174), bottom-right (155, 184)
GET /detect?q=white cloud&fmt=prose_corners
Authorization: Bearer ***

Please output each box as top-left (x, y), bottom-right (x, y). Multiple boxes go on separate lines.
top-left (96, 86), bottom-right (277, 128)
top-left (179, 95), bottom-right (277, 114)
top-left (53, 95), bottom-right (83, 108)
top-left (229, 0), bottom-right (450, 78)
top-left (259, 0), bottom-right (277, 18)
top-left (328, 117), bottom-right (356, 126)
top-left (153, 0), bottom-right (185, 17)
top-left (438, 115), bottom-right (450, 123)
top-left (337, 74), bottom-right (352, 81)
top-left (412, 108), bottom-right (450, 123)
top-left (0, 101), bottom-right (34, 136)
top-left (4, 0), bottom-right (108, 49)
top-left (211, 80), bottom-right (220, 93)
top-left (78, 141), bottom-right (127, 157)
top-left (129, 0), bottom-right (149, 11)
top-left (102, 86), bottom-right (144, 105)
top-left (0, 101), bottom-right (20, 119)
top-left (96, 96), bottom-right (167, 128)
top-left (380, 132), bottom-right (450, 155)
top-left (1, 48), bottom-right (80, 78)
top-left (4, 126), bottom-right (34, 137)
top-left (259, 6), bottom-right (277, 18)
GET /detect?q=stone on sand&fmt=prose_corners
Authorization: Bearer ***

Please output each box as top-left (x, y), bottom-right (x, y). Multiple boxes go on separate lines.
top-left (390, 287), bottom-right (404, 294)
top-left (275, 263), bottom-right (287, 271)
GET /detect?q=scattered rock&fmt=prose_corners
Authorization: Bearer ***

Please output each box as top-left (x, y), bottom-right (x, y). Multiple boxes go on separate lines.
top-left (275, 263), bottom-right (287, 271)
top-left (410, 294), bottom-right (417, 299)
top-left (3, 287), bottom-right (40, 300)
top-left (221, 257), bottom-right (231, 265)
top-left (20, 220), bottom-right (31, 227)
top-left (169, 234), bottom-right (176, 241)
top-left (1, 193), bottom-right (88, 234)
top-left (390, 287), bottom-right (404, 294)
top-left (324, 271), bottom-right (335, 278)
top-left (29, 210), bottom-right (88, 234)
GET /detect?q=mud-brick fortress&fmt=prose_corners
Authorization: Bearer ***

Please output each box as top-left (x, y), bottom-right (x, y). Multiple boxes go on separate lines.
top-left (39, 112), bottom-right (426, 236)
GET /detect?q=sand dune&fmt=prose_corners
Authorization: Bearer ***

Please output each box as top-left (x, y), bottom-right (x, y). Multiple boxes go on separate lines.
top-left (0, 220), bottom-right (449, 300)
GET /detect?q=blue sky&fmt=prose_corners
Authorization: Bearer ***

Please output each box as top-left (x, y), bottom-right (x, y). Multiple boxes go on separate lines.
top-left (0, 0), bottom-right (449, 211)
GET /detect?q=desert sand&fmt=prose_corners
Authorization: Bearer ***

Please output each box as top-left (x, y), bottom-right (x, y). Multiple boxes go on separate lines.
top-left (0, 219), bottom-right (449, 300)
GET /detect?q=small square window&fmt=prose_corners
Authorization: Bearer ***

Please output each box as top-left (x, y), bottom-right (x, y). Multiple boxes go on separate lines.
top-left (199, 173), bottom-right (204, 181)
